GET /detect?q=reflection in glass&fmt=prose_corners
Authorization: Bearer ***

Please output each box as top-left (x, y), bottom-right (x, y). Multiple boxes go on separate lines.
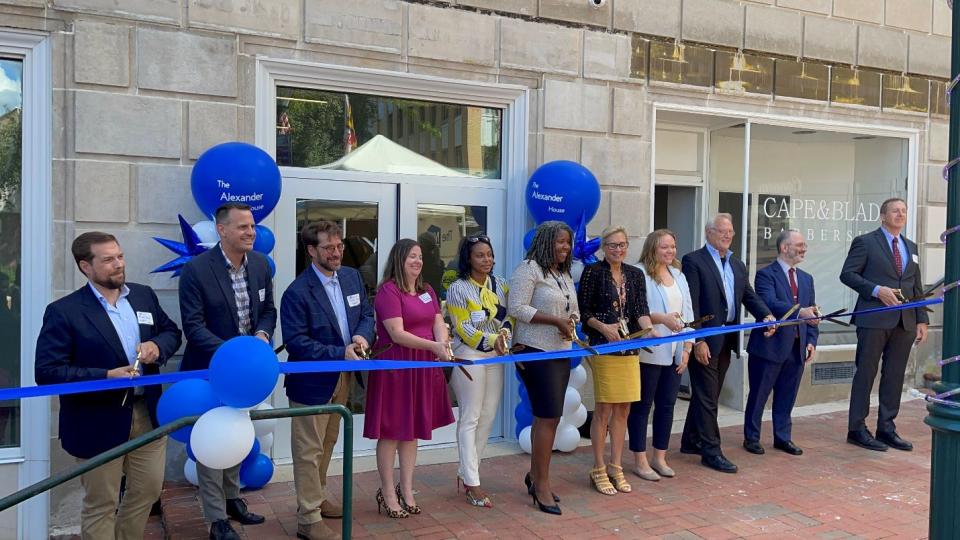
top-left (882, 75), bottom-right (929, 113)
top-left (715, 51), bottom-right (773, 95)
top-left (416, 204), bottom-right (488, 301)
top-left (630, 35), bottom-right (649, 80)
top-left (830, 67), bottom-right (881, 107)
top-left (931, 79), bottom-right (949, 117)
top-left (295, 198), bottom-right (382, 415)
top-left (0, 58), bottom-right (21, 448)
top-left (276, 87), bottom-right (502, 178)
top-left (649, 41), bottom-right (713, 87)
top-left (774, 59), bottom-right (829, 101)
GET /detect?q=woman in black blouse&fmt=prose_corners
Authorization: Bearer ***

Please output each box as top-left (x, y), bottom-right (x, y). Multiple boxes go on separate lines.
top-left (577, 226), bottom-right (653, 496)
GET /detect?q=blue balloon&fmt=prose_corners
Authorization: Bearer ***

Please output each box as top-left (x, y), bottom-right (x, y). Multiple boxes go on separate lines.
top-left (239, 454), bottom-right (274, 490)
top-left (157, 379), bottom-right (221, 443)
top-left (209, 336), bottom-right (280, 408)
top-left (186, 443), bottom-right (196, 462)
top-left (514, 404), bottom-right (533, 436)
top-left (523, 228), bottom-right (537, 252)
top-left (525, 161), bottom-right (601, 227)
top-left (242, 438), bottom-right (261, 466)
top-left (266, 255), bottom-right (276, 278)
top-left (570, 357), bottom-right (582, 369)
top-left (191, 142), bottom-right (282, 223)
top-left (518, 382), bottom-right (529, 401)
top-left (253, 225), bottom-right (275, 254)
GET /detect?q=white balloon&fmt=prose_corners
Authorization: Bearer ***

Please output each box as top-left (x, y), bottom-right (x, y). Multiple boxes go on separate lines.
top-left (192, 220), bottom-right (219, 244)
top-left (190, 406), bottom-right (255, 470)
top-left (563, 387), bottom-right (581, 415)
top-left (519, 426), bottom-right (533, 454)
top-left (569, 365), bottom-right (587, 389)
top-left (183, 458), bottom-right (198, 486)
top-left (253, 403), bottom-right (278, 438)
top-left (570, 260), bottom-right (585, 284)
top-left (563, 404), bottom-right (588, 428)
top-left (257, 432), bottom-right (274, 453)
top-left (555, 423), bottom-right (581, 452)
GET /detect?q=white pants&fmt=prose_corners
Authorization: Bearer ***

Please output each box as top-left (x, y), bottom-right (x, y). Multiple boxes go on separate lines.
top-left (450, 360), bottom-right (503, 486)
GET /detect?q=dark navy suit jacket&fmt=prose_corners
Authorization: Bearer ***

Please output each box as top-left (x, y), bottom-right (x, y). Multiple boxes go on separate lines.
top-left (35, 283), bottom-right (182, 458)
top-left (746, 262), bottom-right (818, 362)
top-left (281, 266), bottom-right (375, 405)
top-left (178, 245), bottom-right (277, 372)
top-left (681, 246), bottom-right (771, 357)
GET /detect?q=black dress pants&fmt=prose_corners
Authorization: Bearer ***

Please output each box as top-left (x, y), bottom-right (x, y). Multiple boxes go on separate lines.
top-left (681, 333), bottom-right (736, 457)
top-left (848, 323), bottom-right (916, 433)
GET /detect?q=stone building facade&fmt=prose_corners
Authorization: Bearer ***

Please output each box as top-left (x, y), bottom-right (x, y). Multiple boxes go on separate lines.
top-left (0, 0), bottom-right (952, 536)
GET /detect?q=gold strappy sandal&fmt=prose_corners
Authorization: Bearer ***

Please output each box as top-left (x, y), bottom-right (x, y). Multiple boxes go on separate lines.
top-left (607, 464), bottom-right (632, 493)
top-left (589, 466), bottom-right (617, 496)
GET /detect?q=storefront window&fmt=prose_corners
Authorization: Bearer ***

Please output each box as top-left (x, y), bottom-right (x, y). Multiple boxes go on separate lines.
top-left (712, 125), bottom-right (909, 346)
top-left (0, 58), bottom-right (22, 448)
top-left (649, 41), bottom-right (713, 87)
top-left (276, 87), bottom-right (502, 179)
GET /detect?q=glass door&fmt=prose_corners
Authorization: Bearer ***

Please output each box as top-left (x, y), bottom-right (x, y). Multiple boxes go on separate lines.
top-left (272, 177), bottom-right (397, 457)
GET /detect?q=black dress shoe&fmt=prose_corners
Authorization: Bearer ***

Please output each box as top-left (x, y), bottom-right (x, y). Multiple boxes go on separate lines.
top-left (742, 440), bottom-right (765, 455)
top-left (701, 454), bottom-right (738, 473)
top-left (679, 442), bottom-right (702, 455)
top-left (226, 497), bottom-right (265, 525)
top-left (773, 440), bottom-right (803, 455)
top-left (210, 519), bottom-right (241, 540)
top-left (876, 431), bottom-right (913, 451)
top-left (846, 429), bottom-right (888, 452)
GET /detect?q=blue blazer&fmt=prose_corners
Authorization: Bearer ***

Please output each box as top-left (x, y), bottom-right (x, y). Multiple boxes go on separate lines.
top-left (35, 283), bottom-right (182, 458)
top-left (747, 262), bottom-right (819, 363)
top-left (178, 245), bottom-right (277, 372)
top-left (281, 266), bottom-right (375, 405)
top-left (681, 246), bottom-right (771, 357)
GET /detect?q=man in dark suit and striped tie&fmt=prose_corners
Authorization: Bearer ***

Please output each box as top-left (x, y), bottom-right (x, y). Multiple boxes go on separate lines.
top-left (840, 197), bottom-right (928, 452)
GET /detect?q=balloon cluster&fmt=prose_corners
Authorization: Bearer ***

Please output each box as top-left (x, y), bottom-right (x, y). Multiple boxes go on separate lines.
top-left (518, 160), bottom-right (602, 453)
top-left (152, 142), bottom-right (282, 277)
top-left (158, 336), bottom-right (280, 489)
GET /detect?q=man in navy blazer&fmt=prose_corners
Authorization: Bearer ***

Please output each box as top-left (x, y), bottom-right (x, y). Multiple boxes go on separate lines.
top-left (744, 229), bottom-right (819, 456)
top-left (36, 232), bottom-right (181, 539)
top-left (179, 203), bottom-right (277, 540)
top-left (840, 198), bottom-right (928, 452)
top-left (680, 213), bottom-right (775, 474)
top-left (281, 220), bottom-right (374, 540)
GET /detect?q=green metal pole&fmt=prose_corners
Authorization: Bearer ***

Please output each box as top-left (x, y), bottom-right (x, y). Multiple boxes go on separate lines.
top-left (925, 2), bottom-right (960, 538)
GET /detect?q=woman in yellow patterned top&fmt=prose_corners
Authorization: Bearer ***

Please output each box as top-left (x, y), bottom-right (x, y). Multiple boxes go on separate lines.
top-left (447, 234), bottom-right (512, 509)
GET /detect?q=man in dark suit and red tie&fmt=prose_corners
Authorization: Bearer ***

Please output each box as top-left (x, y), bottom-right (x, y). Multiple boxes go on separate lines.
top-left (680, 213), bottom-right (776, 473)
top-left (35, 232), bottom-right (182, 540)
top-left (840, 197), bottom-right (928, 452)
top-left (179, 202), bottom-right (277, 540)
top-left (743, 229), bottom-right (819, 457)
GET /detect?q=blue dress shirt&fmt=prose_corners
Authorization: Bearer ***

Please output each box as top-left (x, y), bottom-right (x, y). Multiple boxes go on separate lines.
top-left (313, 265), bottom-right (351, 345)
top-left (705, 243), bottom-right (737, 322)
top-left (88, 282), bottom-right (140, 366)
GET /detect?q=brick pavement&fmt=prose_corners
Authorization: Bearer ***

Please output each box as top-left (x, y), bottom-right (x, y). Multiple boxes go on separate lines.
top-left (153, 401), bottom-right (933, 539)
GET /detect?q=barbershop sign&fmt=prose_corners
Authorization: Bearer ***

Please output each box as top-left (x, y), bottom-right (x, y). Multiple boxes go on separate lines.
top-left (759, 195), bottom-right (881, 243)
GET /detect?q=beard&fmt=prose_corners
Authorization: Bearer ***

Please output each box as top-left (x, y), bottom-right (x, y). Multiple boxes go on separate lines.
top-left (317, 258), bottom-right (341, 274)
top-left (93, 271), bottom-right (125, 291)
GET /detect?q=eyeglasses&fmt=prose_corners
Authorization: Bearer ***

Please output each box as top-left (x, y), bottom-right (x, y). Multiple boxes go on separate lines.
top-left (466, 235), bottom-right (490, 244)
top-left (317, 243), bottom-right (345, 254)
top-left (604, 242), bottom-right (629, 250)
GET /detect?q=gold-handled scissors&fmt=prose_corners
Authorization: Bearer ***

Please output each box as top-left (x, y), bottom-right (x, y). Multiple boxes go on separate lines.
top-left (777, 307), bottom-right (850, 328)
top-left (780, 303), bottom-right (801, 322)
top-left (566, 314), bottom-right (600, 356)
top-left (357, 345), bottom-right (391, 360)
top-left (496, 328), bottom-right (512, 354)
top-left (445, 324), bottom-right (474, 381)
top-left (677, 314), bottom-right (714, 329)
top-left (620, 327), bottom-right (654, 354)
top-left (121, 348), bottom-right (142, 407)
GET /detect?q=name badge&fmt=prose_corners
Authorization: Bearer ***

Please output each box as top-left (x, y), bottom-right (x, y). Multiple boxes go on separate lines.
top-left (258, 288), bottom-right (266, 302)
top-left (419, 292), bottom-right (432, 304)
top-left (912, 254), bottom-right (919, 264)
top-left (347, 293), bottom-right (360, 307)
top-left (470, 310), bottom-right (486, 324)
top-left (136, 311), bottom-right (154, 325)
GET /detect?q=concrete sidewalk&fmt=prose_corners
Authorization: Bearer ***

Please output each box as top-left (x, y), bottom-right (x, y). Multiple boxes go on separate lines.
top-left (152, 397), bottom-right (932, 539)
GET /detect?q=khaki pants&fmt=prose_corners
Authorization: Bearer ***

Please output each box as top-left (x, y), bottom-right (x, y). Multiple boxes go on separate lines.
top-left (78, 399), bottom-right (166, 540)
top-left (290, 374), bottom-right (350, 525)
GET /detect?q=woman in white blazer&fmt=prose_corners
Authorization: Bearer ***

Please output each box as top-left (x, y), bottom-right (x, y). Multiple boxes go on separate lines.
top-left (628, 229), bottom-right (694, 481)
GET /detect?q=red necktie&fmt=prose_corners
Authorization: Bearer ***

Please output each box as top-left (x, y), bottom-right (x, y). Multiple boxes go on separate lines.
top-left (891, 237), bottom-right (903, 277)
top-left (788, 268), bottom-right (798, 301)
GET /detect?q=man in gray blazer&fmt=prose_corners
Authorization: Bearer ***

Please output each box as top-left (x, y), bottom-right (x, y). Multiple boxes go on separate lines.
top-left (840, 197), bottom-right (928, 452)
top-left (179, 202), bottom-right (277, 540)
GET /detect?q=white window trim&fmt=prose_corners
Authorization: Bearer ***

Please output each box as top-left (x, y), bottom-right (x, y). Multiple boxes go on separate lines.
top-left (253, 58), bottom-right (530, 440)
top-left (0, 28), bottom-right (52, 539)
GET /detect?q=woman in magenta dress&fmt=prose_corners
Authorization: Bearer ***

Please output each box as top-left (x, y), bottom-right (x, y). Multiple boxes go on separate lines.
top-left (365, 238), bottom-right (455, 519)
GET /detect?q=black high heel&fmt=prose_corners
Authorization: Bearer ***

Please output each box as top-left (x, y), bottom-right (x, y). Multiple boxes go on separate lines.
top-left (395, 483), bottom-right (421, 515)
top-left (530, 484), bottom-right (562, 515)
top-left (524, 473), bottom-right (560, 503)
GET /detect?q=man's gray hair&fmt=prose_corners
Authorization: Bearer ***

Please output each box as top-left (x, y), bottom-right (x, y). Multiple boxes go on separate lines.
top-left (705, 213), bottom-right (734, 233)
top-left (776, 228), bottom-right (801, 252)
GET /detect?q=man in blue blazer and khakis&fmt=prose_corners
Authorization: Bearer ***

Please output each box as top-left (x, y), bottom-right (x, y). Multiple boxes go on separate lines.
top-left (840, 197), bottom-right (928, 452)
top-left (36, 232), bottom-right (182, 540)
top-left (281, 220), bottom-right (374, 540)
top-left (179, 202), bottom-right (277, 540)
top-left (743, 229), bottom-right (819, 456)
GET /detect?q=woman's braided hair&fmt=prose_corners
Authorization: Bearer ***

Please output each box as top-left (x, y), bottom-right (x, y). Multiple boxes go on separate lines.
top-left (525, 220), bottom-right (574, 276)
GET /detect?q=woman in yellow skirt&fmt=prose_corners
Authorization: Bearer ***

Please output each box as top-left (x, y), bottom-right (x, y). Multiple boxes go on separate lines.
top-left (577, 226), bottom-right (653, 496)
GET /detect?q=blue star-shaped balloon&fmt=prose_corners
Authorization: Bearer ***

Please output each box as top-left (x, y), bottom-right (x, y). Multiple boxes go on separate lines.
top-left (572, 211), bottom-right (600, 265)
top-left (151, 215), bottom-right (209, 277)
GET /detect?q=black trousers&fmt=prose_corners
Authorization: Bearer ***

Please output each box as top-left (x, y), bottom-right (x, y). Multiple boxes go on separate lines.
top-left (681, 333), bottom-right (736, 457)
top-left (628, 362), bottom-right (681, 452)
top-left (848, 324), bottom-right (916, 433)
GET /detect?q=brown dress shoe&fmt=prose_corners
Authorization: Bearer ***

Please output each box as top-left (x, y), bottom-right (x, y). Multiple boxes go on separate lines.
top-left (297, 520), bottom-right (341, 540)
top-left (320, 499), bottom-right (343, 519)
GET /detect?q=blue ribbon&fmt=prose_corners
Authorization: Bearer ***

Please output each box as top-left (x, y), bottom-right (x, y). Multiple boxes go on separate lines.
top-left (3, 298), bottom-right (941, 401)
